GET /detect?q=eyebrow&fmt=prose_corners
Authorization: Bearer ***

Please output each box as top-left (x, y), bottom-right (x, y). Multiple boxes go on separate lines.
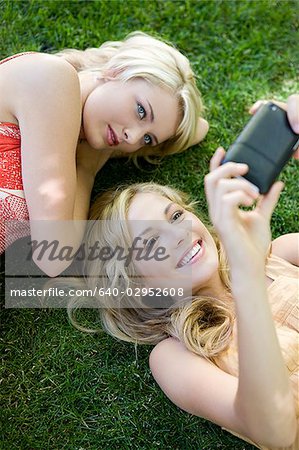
top-left (164, 202), bottom-right (174, 216)
top-left (146, 100), bottom-right (159, 146)
top-left (138, 202), bottom-right (174, 237)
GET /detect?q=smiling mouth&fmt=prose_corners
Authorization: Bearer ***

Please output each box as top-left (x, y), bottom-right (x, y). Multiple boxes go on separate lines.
top-left (107, 125), bottom-right (119, 146)
top-left (176, 240), bottom-right (203, 268)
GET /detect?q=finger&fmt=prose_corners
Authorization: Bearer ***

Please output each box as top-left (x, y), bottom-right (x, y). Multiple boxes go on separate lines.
top-left (206, 162), bottom-right (249, 188)
top-left (217, 178), bottom-right (259, 199)
top-left (210, 191), bottom-right (256, 228)
top-left (287, 94), bottom-right (299, 134)
top-left (205, 163), bottom-right (249, 201)
top-left (249, 99), bottom-right (287, 115)
top-left (249, 100), bottom-right (267, 115)
top-left (269, 100), bottom-right (287, 111)
top-left (208, 178), bottom-right (259, 221)
top-left (222, 191), bottom-right (257, 212)
top-left (256, 181), bottom-right (284, 219)
top-left (293, 147), bottom-right (299, 159)
top-left (209, 147), bottom-right (226, 171)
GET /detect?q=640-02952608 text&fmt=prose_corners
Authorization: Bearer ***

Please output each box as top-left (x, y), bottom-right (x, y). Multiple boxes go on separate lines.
top-left (9, 287), bottom-right (186, 298)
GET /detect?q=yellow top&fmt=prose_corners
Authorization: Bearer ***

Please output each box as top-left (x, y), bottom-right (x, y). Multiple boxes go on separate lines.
top-left (215, 253), bottom-right (299, 450)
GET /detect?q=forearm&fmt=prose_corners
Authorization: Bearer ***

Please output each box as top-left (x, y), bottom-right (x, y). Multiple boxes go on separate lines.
top-left (30, 166), bottom-right (94, 277)
top-left (205, 146), bottom-right (297, 446)
top-left (231, 263), bottom-right (297, 446)
top-left (73, 165), bottom-right (95, 220)
top-left (31, 155), bottom-right (107, 276)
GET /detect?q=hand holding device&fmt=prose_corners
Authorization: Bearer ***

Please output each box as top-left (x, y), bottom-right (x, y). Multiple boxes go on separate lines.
top-left (223, 103), bottom-right (299, 193)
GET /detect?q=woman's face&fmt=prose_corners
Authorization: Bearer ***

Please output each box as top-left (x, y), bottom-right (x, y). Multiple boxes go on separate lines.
top-left (127, 192), bottom-right (220, 297)
top-left (82, 77), bottom-right (180, 153)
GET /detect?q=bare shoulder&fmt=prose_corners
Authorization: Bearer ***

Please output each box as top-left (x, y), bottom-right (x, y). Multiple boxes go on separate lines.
top-left (0, 52), bottom-right (77, 83)
top-left (149, 336), bottom-right (215, 378)
top-left (0, 53), bottom-right (80, 120)
top-left (149, 337), bottom-right (248, 438)
top-left (271, 233), bottom-right (299, 266)
top-left (150, 336), bottom-right (189, 362)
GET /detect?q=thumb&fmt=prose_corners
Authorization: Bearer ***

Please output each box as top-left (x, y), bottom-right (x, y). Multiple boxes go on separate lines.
top-left (249, 100), bottom-right (267, 115)
top-left (257, 181), bottom-right (284, 219)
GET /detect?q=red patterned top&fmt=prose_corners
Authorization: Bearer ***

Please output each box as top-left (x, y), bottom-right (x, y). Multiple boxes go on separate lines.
top-left (0, 121), bottom-right (30, 253)
top-left (0, 53), bottom-right (36, 253)
top-left (0, 122), bottom-right (24, 189)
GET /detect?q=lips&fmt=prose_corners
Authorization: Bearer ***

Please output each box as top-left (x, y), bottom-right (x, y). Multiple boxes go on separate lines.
top-left (107, 125), bottom-right (119, 146)
top-left (176, 239), bottom-right (203, 268)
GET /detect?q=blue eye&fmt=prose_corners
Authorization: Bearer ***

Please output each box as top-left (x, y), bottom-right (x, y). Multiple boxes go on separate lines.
top-left (137, 103), bottom-right (153, 146)
top-left (137, 103), bottom-right (146, 119)
top-left (144, 134), bottom-right (152, 145)
top-left (171, 210), bottom-right (183, 222)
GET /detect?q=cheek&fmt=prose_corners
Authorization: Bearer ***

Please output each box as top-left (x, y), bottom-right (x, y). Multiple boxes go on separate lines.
top-left (135, 259), bottom-right (164, 276)
top-left (84, 87), bottom-right (135, 148)
top-left (83, 95), bottom-right (102, 132)
top-left (86, 89), bottom-right (113, 120)
top-left (120, 142), bottom-right (142, 154)
top-left (101, 87), bottom-right (131, 118)
top-left (133, 257), bottom-right (173, 288)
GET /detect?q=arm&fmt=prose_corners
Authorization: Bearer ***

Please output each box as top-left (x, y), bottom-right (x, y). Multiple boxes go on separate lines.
top-left (150, 338), bottom-right (249, 437)
top-left (8, 54), bottom-right (87, 275)
top-left (204, 150), bottom-right (297, 446)
top-left (151, 309), bottom-right (296, 447)
top-left (228, 252), bottom-right (297, 447)
top-left (150, 158), bottom-right (297, 447)
top-left (150, 336), bottom-right (295, 448)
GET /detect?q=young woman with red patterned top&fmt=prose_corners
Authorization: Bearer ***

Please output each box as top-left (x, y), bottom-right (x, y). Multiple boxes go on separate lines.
top-left (0, 33), bottom-right (208, 276)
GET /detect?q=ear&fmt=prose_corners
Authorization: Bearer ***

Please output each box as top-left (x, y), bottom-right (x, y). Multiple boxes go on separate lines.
top-left (190, 117), bottom-right (209, 146)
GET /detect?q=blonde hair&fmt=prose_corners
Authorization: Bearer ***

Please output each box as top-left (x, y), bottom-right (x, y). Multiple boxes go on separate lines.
top-left (55, 31), bottom-right (203, 162)
top-left (68, 183), bottom-right (234, 361)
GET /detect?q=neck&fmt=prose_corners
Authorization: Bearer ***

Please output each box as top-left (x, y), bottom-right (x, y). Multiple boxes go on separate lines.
top-left (195, 272), bottom-right (231, 303)
top-left (78, 72), bottom-right (103, 140)
top-left (78, 72), bottom-right (103, 108)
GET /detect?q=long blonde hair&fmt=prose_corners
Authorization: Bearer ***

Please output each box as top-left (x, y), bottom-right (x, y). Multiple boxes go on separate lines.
top-left (68, 183), bottom-right (234, 360)
top-left (56, 31), bottom-right (203, 161)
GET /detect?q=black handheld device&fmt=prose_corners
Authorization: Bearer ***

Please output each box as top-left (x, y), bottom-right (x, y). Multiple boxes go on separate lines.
top-left (223, 102), bottom-right (299, 193)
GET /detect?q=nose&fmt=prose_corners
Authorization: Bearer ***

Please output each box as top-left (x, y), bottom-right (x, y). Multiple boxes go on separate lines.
top-left (164, 224), bottom-right (187, 249)
top-left (123, 125), bottom-right (144, 146)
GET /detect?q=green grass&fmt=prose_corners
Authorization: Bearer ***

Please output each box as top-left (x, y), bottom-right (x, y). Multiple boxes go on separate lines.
top-left (1, 0), bottom-right (298, 449)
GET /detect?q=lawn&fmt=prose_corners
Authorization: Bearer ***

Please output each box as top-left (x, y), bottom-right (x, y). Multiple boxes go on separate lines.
top-left (0, 1), bottom-right (298, 449)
